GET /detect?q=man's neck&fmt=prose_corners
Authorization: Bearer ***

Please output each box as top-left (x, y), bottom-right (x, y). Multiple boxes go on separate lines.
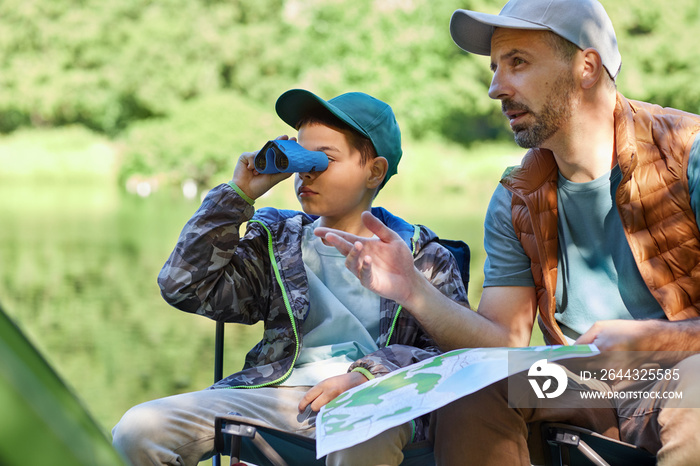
top-left (547, 92), bottom-right (618, 183)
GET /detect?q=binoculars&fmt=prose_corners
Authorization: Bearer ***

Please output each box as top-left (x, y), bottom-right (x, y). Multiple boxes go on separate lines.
top-left (254, 140), bottom-right (329, 174)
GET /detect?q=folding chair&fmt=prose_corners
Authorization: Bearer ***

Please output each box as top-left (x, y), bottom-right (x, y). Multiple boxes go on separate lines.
top-left (215, 414), bottom-right (319, 466)
top-left (210, 320), bottom-right (437, 466)
top-left (214, 413), bottom-right (435, 466)
top-left (540, 423), bottom-right (656, 466)
top-left (210, 237), bottom-right (470, 466)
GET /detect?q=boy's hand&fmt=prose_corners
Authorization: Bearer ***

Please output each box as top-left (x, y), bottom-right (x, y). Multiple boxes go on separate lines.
top-left (298, 372), bottom-right (369, 413)
top-left (315, 211), bottom-right (426, 307)
top-left (231, 135), bottom-right (294, 200)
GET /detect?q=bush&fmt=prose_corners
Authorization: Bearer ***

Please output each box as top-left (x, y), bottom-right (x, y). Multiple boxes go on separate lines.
top-left (118, 91), bottom-right (289, 191)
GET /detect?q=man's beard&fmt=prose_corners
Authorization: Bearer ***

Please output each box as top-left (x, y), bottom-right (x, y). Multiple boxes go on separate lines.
top-left (503, 72), bottom-right (576, 148)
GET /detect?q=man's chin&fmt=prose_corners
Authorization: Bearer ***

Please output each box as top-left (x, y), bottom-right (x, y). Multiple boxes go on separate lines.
top-left (512, 129), bottom-right (536, 149)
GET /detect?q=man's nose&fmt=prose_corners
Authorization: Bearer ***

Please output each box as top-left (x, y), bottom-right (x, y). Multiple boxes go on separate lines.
top-left (488, 68), bottom-right (511, 101)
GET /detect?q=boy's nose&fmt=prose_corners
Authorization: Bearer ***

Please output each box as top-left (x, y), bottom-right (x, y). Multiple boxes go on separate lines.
top-left (299, 170), bottom-right (319, 179)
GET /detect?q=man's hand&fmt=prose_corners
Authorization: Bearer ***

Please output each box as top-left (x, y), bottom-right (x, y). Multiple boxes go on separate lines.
top-left (575, 319), bottom-right (670, 351)
top-left (576, 318), bottom-right (700, 352)
top-left (231, 135), bottom-right (294, 200)
top-left (315, 211), bottom-right (427, 307)
top-left (575, 319), bottom-right (642, 351)
top-left (316, 211), bottom-right (509, 350)
top-left (298, 372), bottom-right (369, 413)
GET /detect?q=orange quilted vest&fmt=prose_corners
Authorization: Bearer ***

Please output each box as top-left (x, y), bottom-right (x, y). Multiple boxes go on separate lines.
top-left (501, 93), bottom-right (700, 345)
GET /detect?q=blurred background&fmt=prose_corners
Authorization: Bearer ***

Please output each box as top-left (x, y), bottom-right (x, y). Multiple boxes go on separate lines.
top-left (1, 0), bottom-right (698, 453)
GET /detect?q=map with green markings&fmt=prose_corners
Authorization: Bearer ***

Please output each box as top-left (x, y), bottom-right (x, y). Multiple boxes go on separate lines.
top-left (316, 345), bottom-right (598, 458)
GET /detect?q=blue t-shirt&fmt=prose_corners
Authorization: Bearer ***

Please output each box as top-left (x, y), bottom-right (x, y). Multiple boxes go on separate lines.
top-left (483, 135), bottom-right (700, 340)
top-left (281, 219), bottom-right (380, 386)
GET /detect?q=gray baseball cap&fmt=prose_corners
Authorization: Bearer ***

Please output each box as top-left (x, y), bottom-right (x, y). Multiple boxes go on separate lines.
top-left (450, 0), bottom-right (622, 79)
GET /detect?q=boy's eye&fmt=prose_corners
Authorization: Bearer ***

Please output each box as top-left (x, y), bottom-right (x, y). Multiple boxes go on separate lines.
top-left (513, 57), bottom-right (525, 66)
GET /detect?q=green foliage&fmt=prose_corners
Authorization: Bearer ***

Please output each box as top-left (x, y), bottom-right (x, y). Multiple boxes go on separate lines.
top-left (117, 92), bottom-right (288, 190)
top-left (0, 0), bottom-right (290, 134)
top-left (285, 0), bottom-right (504, 142)
top-left (607, 0), bottom-right (700, 114)
top-left (0, 126), bottom-right (114, 180)
top-left (2, 0), bottom-right (699, 187)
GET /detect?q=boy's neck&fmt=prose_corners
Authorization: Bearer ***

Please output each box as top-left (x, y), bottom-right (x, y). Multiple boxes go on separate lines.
top-left (318, 208), bottom-right (375, 238)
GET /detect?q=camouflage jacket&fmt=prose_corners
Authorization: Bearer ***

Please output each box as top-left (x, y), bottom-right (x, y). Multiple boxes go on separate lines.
top-left (158, 183), bottom-right (470, 438)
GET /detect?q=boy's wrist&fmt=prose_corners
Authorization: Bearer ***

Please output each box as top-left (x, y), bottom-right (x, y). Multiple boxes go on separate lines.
top-left (350, 367), bottom-right (375, 381)
top-left (227, 181), bottom-right (256, 206)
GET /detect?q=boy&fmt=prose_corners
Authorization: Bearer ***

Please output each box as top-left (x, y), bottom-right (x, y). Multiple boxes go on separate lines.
top-left (112, 89), bottom-right (470, 465)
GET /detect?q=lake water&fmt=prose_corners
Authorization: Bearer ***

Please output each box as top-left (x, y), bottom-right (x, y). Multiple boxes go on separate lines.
top-left (0, 181), bottom-right (265, 433)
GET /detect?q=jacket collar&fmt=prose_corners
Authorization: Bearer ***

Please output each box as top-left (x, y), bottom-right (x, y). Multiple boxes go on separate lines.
top-left (252, 206), bottom-right (423, 251)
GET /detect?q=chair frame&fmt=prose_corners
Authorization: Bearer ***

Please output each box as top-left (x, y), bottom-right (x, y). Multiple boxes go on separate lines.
top-left (215, 413), bottom-right (300, 466)
top-left (212, 321), bottom-right (226, 466)
top-left (540, 422), bottom-right (656, 466)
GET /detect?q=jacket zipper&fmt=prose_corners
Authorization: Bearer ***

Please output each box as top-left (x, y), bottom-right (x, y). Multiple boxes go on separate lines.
top-left (385, 225), bottom-right (420, 346)
top-left (227, 220), bottom-right (300, 388)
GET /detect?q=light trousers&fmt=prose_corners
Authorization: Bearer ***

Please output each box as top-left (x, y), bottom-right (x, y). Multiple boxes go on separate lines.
top-left (112, 385), bottom-right (411, 466)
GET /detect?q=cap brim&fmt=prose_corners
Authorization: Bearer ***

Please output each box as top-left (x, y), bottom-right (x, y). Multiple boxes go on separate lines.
top-left (275, 89), bottom-right (369, 138)
top-left (450, 9), bottom-right (550, 55)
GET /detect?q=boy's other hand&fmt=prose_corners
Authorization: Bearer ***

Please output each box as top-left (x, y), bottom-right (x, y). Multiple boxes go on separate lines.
top-left (315, 211), bottom-right (425, 307)
top-left (298, 372), bottom-right (369, 413)
top-left (231, 135), bottom-right (294, 200)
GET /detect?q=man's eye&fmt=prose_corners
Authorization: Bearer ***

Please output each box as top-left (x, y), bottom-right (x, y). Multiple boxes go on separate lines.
top-left (513, 57), bottom-right (525, 66)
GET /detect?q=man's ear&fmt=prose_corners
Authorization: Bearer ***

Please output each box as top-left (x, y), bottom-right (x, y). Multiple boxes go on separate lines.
top-left (580, 48), bottom-right (605, 90)
top-left (367, 157), bottom-right (389, 189)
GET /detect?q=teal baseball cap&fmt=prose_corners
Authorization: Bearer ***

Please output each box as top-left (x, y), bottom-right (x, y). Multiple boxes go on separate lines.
top-left (275, 89), bottom-right (402, 190)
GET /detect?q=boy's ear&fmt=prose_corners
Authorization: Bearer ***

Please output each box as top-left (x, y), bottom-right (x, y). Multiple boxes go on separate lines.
top-left (367, 157), bottom-right (389, 189)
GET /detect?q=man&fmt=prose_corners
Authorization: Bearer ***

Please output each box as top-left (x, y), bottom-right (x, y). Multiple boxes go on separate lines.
top-left (315, 0), bottom-right (700, 464)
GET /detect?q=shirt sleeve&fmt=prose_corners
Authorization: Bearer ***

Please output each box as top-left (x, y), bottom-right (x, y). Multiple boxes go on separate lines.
top-left (482, 183), bottom-right (535, 288)
top-left (687, 132), bottom-right (700, 228)
top-left (157, 183), bottom-right (271, 323)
